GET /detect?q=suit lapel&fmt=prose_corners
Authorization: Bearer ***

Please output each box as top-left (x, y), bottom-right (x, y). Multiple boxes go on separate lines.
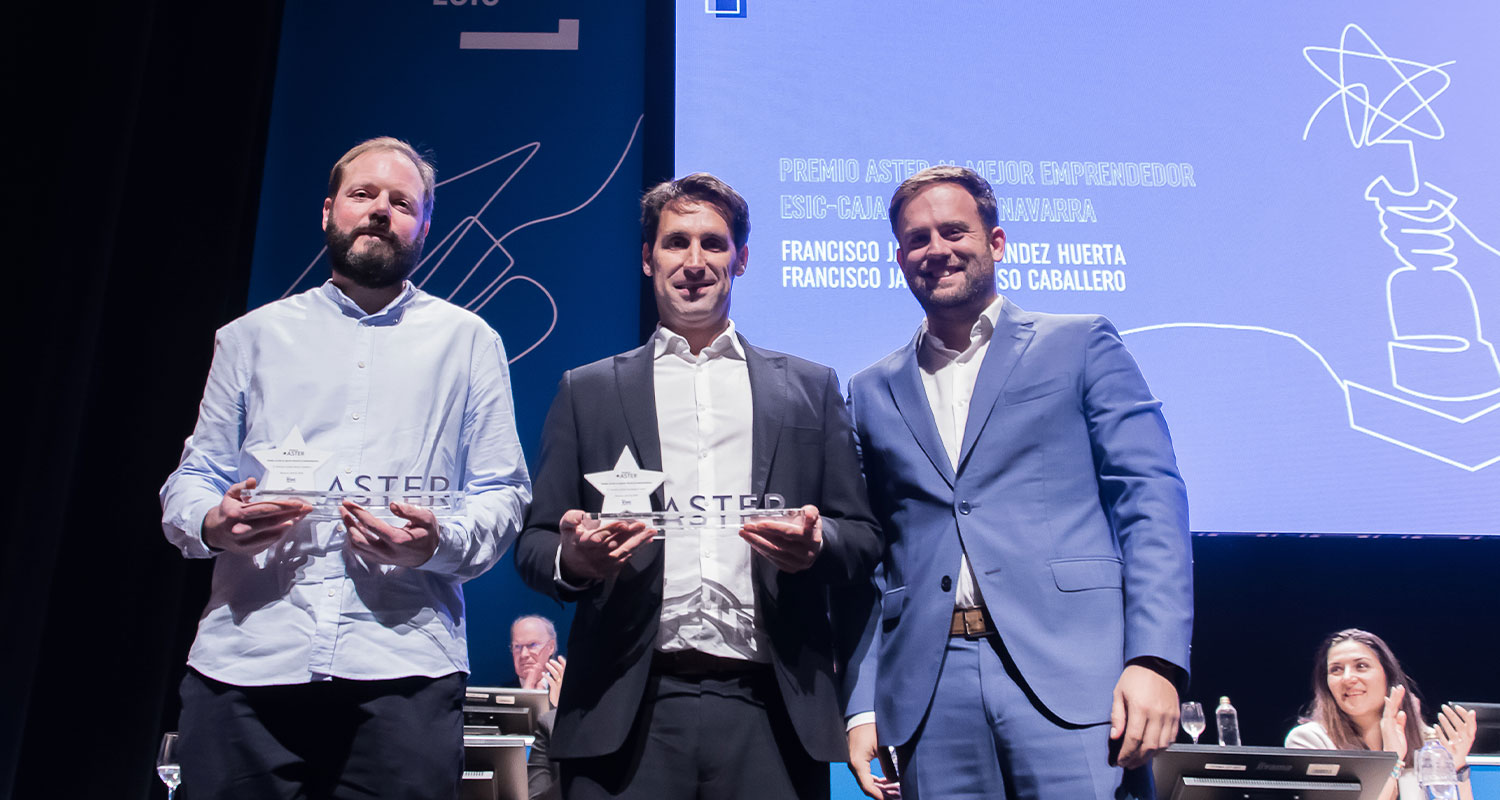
top-left (889, 332), bottom-right (956, 488)
top-left (613, 344), bottom-right (665, 508)
top-left (956, 299), bottom-right (1035, 473)
top-left (743, 336), bottom-right (785, 498)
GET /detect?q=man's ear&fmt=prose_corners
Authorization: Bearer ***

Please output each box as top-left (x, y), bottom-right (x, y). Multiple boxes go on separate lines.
top-left (642, 242), bottom-right (654, 277)
top-left (734, 244), bottom-right (748, 277)
top-left (989, 226), bottom-right (1007, 261)
top-left (322, 197), bottom-right (332, 231)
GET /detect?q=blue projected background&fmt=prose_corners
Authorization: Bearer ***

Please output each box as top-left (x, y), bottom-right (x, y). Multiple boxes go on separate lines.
top-left (676, 2), bottom-right (1500, 536)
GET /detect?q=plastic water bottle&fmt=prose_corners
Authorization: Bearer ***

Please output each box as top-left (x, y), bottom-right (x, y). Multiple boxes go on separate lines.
top-left (1415, 735), bottom-right (1459, 800)
top-left (1215, 696), bottom-right (1241, 746)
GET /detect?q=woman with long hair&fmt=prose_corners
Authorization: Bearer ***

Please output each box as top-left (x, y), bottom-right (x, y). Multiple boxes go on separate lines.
top-left (1286, 628), bottom-right (1478, 800)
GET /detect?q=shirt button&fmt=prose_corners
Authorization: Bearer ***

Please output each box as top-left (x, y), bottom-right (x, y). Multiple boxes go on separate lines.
top-left (941, 576), bottom-right (952, 592)
top-left (344, 466), bottom-right (353, 473)
top-left (352, 412), bottom-right (361, 420)
top-left (959, 501), bottom-right (971, 515)
top-left (327, 587), bottom-right (337, 597)
top-left (357, 361), bottom-right (366, 369)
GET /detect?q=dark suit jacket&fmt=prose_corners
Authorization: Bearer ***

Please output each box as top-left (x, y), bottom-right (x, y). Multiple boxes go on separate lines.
top-left (527, 708), bottom-right (560, 800)
top-left (513, 335), bottom-right (880, 763)
top-left (843, 299), bottom-right (1193, 747)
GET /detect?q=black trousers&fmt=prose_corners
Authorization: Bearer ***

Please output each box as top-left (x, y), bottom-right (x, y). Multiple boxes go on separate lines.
top-left (560, 668), bottom-right (828, 800)
top-left (177, 668), bottom-right (465, 800)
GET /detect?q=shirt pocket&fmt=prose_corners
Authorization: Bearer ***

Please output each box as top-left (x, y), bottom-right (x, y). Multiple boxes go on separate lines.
top-left (1050, 557), bottom-right (1124, 592)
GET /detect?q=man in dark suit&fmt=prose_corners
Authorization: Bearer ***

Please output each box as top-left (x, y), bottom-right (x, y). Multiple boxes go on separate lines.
top-left (514, 173), bottom-right (880, 800)
top-left (843, 166), bottom-right (1193, 799)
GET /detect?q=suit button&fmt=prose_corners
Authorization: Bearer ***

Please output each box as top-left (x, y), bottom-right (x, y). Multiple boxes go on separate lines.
top-left (958, 501), bottom-right (971, 515)
top-left (941, 576), bottom-right (952, 592)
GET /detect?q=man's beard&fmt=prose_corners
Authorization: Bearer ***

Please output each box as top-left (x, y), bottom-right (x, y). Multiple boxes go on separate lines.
top-left (326, 223), bottom-right (425, 290)
top-left (912, 258), bottom-right (995, 312)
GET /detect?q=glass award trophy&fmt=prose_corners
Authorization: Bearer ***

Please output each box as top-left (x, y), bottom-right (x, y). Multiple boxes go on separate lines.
top-left (584, 448), bottom-right (803, 538)
top-left (240, 427), bottom-right (465, 520)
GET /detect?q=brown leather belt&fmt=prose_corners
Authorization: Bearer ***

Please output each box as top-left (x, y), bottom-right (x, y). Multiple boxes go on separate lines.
top-left (950, 607), bottom-right (993, 638)
top-left (652, 649), bottom-right (767, 677)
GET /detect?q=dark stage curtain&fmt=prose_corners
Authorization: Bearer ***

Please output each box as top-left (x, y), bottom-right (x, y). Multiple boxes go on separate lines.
top-left (7, 2), bottom-right (283, 797)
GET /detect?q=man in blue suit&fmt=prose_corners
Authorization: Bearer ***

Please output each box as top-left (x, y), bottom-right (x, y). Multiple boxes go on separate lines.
top-left (843, 166), bottom-right (1192, 799)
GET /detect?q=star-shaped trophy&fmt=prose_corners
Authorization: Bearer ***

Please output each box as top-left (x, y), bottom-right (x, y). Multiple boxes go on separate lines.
top-left (247, 426), bottom-right (330, 491)
top-left (242, 426), bottom-right (465, 520)
top-left (584, 448), bottom-right (801, 537)
top-left (585, 448), bottom-right (665, 514)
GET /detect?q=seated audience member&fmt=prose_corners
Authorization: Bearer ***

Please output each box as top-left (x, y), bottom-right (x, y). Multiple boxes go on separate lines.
top-left (512, 615), bottom-right (564, 799)
top-left (1286, 628), bottom-right (1478, 800)
top-left (512, 615), bottom-right (566, 707)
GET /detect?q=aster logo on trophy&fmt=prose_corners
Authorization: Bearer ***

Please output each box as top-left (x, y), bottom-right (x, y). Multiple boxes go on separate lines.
top-left (585, 447), bottom-right (800, 538)
top-left (242, 427), bottom-right (466, 519)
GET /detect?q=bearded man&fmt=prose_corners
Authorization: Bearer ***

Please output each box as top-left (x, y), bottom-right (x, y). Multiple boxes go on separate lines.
top-left (160, 137), bottom-right (531, 800)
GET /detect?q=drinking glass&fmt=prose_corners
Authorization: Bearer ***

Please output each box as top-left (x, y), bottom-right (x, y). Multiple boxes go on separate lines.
top-left (1180, 701), bottom-right (1206, 745)
top-left (157, 732), bottom-right (182, 800)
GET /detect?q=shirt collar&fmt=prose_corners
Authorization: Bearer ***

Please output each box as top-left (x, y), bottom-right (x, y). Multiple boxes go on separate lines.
top-left (652, 320), bottom-right (746, 362)
top-left (918, 295), bottom-right (1004, 362)
top-left (319, 279), bottom-right (418, 324)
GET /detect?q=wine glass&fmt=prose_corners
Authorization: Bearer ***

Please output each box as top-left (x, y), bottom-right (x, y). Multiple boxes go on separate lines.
top-left (157, 732), bottom-right (182, 800)
top-left (1180, 701), bottom-right (1206, 745)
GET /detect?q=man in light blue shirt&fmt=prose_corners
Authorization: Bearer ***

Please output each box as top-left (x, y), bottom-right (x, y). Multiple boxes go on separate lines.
top-left (160, 137), bottom-right (531, 800)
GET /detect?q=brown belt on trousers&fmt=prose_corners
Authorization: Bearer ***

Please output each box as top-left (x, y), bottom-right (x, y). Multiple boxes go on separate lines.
top-left (950, 607), bottom-right (994, 639)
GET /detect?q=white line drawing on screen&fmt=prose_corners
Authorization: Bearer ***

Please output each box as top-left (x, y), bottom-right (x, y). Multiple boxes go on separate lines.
top-left (1125, 24), bottom-right (1498, 472)
top-left (1299, 22), bottom-right (1500, 469)
top-left (283, 115), bottom-right (644, 364)
top-left (459, 19), bottom-right (579, 51)
top-left (1120, 323), bottom-right (1500, 472)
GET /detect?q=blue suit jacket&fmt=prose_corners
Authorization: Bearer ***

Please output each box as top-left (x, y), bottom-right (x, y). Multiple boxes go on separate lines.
top-left (842, 298), bottom-right (1192, 746)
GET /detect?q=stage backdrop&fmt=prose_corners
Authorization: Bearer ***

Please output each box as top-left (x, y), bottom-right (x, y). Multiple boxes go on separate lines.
top-left (677, 1), bottom-right (1500, 536)
top-left (248, 0), bottom-right (646, 682)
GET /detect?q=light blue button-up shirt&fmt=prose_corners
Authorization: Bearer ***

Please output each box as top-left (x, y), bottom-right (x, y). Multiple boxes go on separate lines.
top-left (161, 281), bottom-right (531, 686)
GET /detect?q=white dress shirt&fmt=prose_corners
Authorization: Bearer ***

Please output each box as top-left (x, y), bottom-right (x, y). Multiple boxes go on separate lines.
top-left (160, 280), bottom-right (532, 685)
top-left (917, 297), bottom-right (1008, 611)
top-left (651, 322), bottom-right (769, 662)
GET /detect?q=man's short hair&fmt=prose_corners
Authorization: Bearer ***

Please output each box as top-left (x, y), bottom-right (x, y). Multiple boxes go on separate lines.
top-left (641, 172), bottom-right (751, 251)
top-left (511, 614), bottom-right (557, 642)
top-left (327, 136), bottom-right (437, 220)
top-left (887, 165), bottom-right (999, 237)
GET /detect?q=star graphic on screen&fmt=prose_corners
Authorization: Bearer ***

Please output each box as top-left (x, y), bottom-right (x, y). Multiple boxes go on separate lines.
top-left (1303, 23), bottom-right (1453, 147)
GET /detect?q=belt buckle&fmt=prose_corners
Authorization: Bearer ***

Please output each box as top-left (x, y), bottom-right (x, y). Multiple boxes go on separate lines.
top-left (960, 608), bottom-right (986, 639)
